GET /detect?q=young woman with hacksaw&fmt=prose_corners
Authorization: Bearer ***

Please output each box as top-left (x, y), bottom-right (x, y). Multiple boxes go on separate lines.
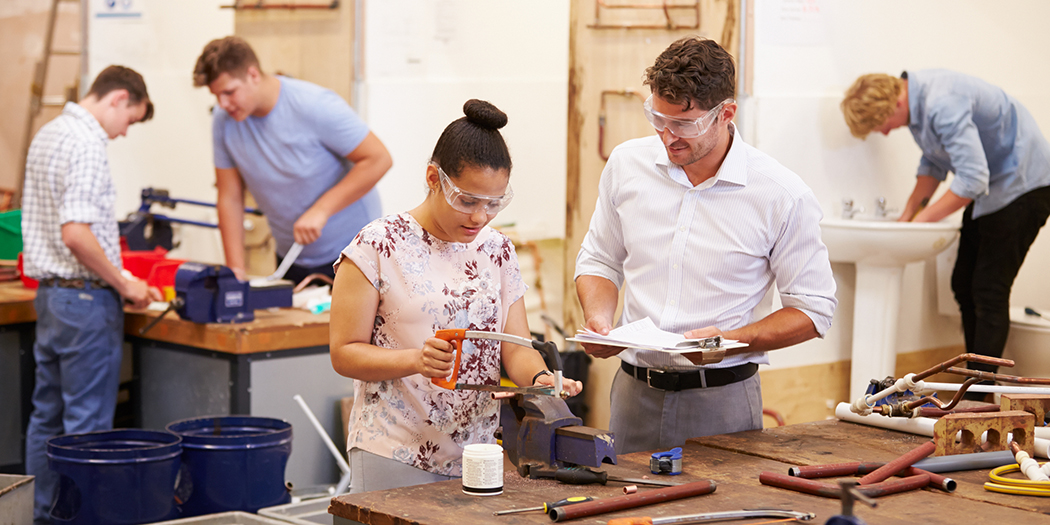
top-left (329, 99), bottom-right (583, 493)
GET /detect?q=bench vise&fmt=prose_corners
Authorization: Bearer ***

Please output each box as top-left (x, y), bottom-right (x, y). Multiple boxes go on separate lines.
top-left (175, 262), bottom-right (292, 324)
top-left (498, 393), bottom-right (616, 477)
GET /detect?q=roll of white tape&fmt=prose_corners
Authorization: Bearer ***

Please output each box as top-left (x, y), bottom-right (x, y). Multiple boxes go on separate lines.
top-left (462, 443), bottom-right (503, 496)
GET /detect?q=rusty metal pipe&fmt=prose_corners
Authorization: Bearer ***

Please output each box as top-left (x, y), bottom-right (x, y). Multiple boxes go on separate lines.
top-left (548, 479), bottom-right (716, 522)
top-left (858, 441), bottom-right (936, 485)
top-left (946, 367), bottom-right (1050, 385)
top-left (789, 461), bottom-right (954, 492)
top-left (912, 353), bottom-right (1014, 381)
top-left (912, 404), bottom-right (1001, 418)
top-left (903, 378), bottom-right (982, 411)
top-left (761, 471), bottom-right (930, 499)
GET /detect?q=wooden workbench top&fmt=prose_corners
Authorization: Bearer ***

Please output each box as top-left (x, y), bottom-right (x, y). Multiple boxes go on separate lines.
top-left (125, 307), bottom-right (330, 354)
top-left (329, 419), bottom-right (1050, 524)
top-left (1, 281), bottom-right (331, 354)
top-left (0, 281), bottom-right (36, 325)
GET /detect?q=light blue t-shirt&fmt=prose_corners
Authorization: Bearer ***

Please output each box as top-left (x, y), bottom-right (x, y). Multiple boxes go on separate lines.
top-left (906, 69), bottom-right (1050, 218)
top-left (213, 76), bottom-right (381, 267)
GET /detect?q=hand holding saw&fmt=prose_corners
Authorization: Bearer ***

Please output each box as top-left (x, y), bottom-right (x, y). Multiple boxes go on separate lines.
top-left (430, 329), bottom-right (564, 396)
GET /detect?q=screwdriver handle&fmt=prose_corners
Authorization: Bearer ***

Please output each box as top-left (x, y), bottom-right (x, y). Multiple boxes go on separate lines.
top-left (555, 468), bottom-right (608, 485)
top-left (543, 496), bottom-right (594, 511)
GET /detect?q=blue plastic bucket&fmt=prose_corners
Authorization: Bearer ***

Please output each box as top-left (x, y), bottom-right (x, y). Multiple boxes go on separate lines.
top-left (47, 429), bottom-right (181, 525)
top-left (166, 416), bottom-right (292, 517)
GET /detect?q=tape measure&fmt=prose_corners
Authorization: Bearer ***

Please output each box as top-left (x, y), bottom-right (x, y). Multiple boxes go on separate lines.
top-left (650, 447), bottom-right (683, 475)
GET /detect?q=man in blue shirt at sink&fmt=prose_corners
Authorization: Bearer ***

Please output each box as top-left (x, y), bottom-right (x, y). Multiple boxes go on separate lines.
top-left (841, 70), bottom-right (1050, 390)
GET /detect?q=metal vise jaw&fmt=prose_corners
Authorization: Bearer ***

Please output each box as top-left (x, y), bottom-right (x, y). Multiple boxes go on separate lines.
top-left (175, 262), bottom-right (292, 324)
top-left (498, 393), bottom-right (616, 477)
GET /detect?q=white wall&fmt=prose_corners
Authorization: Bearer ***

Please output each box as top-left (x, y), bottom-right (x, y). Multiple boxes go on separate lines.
top-left (360, 0), bottom-right (569, 240)
top-left (751, 0), bottom-right (1050, 369)
top-left (89, 0), bottom-right (233, 264)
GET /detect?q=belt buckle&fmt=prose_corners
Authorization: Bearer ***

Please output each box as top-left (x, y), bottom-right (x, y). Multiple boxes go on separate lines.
top-left (646, 368), bottom-right (677, 390)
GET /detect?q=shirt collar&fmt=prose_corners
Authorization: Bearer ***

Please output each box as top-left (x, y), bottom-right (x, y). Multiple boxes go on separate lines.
top-left (64, 102), bottom-right (109, 143)
top-left (655, 122), bottom-right (748, 188)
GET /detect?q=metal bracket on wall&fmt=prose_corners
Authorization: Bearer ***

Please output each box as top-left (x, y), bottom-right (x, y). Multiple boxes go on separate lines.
top-left (588, 0), bottom-right (701, 30)
top-left (221, 0), bottom-right (338, 9)
top-left (599, 90), bottom-right (646, 161)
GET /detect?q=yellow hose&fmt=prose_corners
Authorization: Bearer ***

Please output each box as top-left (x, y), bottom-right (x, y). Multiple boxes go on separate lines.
top-left (984, 463), bottom-right (1050, 496)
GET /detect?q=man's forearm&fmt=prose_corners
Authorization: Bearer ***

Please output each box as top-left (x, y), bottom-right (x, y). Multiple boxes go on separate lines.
top-left (61, 223), bottom-right (129, 294)
top-left (724, 307), bottom-right (818, 355)
top-left (309, 156), bottom-right (390, 218)
top-left (912, 189), bottom-right (971, 223)
top-left (576, 274), bottom-right (619, 326)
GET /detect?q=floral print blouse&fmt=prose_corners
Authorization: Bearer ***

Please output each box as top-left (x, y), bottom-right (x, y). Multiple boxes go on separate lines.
top-left (336, 213), bottom-right (525, 476)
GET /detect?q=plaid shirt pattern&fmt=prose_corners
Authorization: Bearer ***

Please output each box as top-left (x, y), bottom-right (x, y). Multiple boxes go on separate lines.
top-left (21, 102), bottom-right (121, 279)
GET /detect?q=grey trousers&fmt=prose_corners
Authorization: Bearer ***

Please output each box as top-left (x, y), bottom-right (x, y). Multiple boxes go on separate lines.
top-left (608, 365), bottom-right (763, 455)
top-left (348, 448), bottom-right (457, 494)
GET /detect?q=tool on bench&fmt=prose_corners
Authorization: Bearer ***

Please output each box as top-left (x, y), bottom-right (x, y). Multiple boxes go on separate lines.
top-left (825, 480), bottom-right (876, 525)
top-left (121, 187), bottom-right (264, 251)
top-left (138, 262), bottom-right (293, 334)
top-left (547, 479), bottom-right (716, 522)
top-left (431, 329), bottom-right (563, 394)
top-left (650, 447), bottom-right (683, 475)
top-left (436, 329), bottom-right (619, 476)
top-left (493, 496), bottom-right (594, 516)
top-left (608, 509), bottom-right (816, 525)
top-left (533, 467), bottom-right (678, 487)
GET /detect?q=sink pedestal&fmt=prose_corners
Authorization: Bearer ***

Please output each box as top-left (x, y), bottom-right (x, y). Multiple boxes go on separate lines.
top-left (820, 217), bottom-right (961, 401)
top-left (850, 264), bottom-right (904, 400)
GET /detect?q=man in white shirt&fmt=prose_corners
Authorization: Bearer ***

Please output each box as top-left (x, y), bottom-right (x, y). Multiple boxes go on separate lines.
top-left (575, 37), bottom-right (837, 454)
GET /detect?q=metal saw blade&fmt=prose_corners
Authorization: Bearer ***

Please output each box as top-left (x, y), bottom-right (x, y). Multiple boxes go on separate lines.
top-left (455, 383), bottom-right (555, 396)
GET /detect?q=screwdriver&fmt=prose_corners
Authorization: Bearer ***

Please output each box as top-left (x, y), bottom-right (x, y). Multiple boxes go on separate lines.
top-left (554, 468), bottom-right (678, 487)
top-left (493, 496), bottom-right (594, 516)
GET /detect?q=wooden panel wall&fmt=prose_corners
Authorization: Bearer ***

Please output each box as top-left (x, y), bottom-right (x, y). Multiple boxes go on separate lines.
top-left (235, 1), bottom-right (354, 103)
top-left (564, 0), bottom-right (738, 427)
top-left (1, 1), bottom-right (82, 203)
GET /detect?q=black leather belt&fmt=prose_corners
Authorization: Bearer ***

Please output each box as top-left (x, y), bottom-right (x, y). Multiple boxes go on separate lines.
top-left (38, 277), bottom-right (112, 290)
top-left (621, 362), bottom-right (758, 391)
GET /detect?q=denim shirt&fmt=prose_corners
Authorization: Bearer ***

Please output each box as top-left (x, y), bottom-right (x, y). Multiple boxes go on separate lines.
top-left (906, 69), bottom-right (1050, 218)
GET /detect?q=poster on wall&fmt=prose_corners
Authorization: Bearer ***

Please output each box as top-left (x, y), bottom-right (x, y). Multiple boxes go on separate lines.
top-left (95, 0), bottom-right (145, 20)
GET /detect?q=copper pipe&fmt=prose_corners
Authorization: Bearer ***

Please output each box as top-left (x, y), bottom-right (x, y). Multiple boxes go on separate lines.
top-left (622, 485), bottom-right (638, 494)
top-left (946, 367), bottom-right (1050, 385)
top-left (858, 441), bottom-right (936, 485)
top-left (789, 462), bottom-right (954, 492)
top-left (912, 404), bottom-right (1000, 418)
top-left (221, 1), bottom-right (338, 9)
top-left (761, 471), bottom-right (930, 499)
top-left (292, 273), bottom-right (334, 293)
top-left (903, 378), bottom-right (982, 411)
top-left (912, 353), bottom-right (1015, 381)
top-left (548, 479), bottom-right (716, 522)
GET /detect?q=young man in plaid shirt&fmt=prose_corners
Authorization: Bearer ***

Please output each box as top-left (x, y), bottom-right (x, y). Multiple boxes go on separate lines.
top-left (21, 65), bottom-right (162, 524)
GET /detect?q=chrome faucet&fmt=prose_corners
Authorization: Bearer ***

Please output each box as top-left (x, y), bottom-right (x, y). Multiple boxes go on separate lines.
top-left (874, 197), bottom-right (898, 219)
top-left (842, 199), bottom-right (864, 219)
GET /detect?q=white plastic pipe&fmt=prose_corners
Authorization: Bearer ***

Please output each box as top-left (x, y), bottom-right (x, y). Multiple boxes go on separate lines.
top-left (293, 394), bottom-right (352, 476)
top-left (920, 382), bottom-right (1050, 396)
top-left (834, 402), bottom-right (1050, 459)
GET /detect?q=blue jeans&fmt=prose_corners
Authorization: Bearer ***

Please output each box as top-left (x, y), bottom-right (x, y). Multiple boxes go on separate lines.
top-left (25, 284), bottom-right (123, 525)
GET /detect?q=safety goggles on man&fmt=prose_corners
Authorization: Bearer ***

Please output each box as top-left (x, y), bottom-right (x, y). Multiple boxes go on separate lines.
top-left (435, 164), bottom-right (514, 215)
top-left (643, 96), bottom-right (732, 138)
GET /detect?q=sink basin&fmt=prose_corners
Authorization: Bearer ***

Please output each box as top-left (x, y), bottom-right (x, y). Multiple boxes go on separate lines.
top-left (821, 218), bottom-right (960, 267)
top-left (821, 217), bottom-right (961, 400)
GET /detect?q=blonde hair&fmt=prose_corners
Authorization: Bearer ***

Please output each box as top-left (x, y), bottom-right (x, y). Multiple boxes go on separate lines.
top-left (841, 74), bottom-right (903, 138)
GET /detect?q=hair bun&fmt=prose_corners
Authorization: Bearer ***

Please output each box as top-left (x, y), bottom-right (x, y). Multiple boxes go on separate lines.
top-left (463, 99), bottom-right (508, 130)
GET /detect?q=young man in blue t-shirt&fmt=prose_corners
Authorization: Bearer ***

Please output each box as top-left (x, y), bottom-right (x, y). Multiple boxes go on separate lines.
top-left (193, 36), bottom-right (392, 283)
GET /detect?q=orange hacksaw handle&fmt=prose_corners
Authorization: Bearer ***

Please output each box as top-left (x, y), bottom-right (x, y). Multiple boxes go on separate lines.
top-left (431, 328), bottom-right (465, 389)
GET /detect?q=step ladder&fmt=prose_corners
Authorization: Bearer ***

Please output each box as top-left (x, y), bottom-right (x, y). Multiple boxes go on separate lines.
top-left (16, 0), bottom-right (86, 208)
